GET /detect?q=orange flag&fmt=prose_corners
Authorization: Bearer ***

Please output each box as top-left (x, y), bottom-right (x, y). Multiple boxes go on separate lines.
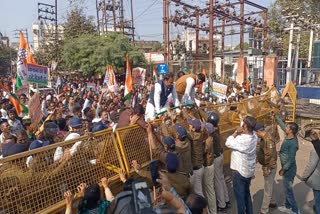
top-left (0, 84), bottom-right (28, 115)
top-left (124, 53), bottom-right (132, 100)
top-left (16, 32), bottom-right (37, 91)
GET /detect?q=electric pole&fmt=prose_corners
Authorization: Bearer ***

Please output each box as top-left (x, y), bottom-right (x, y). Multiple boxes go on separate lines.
top-left (209, 0), bottom-right (214, 75)
top-left (130, 0), bottom-right (135, 43)
top-left (38, 1), bottom-right (58, 60)
top-left (96, 0), bottom-right (100, 34)
top-left (13, 29), bottom-right (29, 44)
top-left (163, 0), bottom-right (168, 63)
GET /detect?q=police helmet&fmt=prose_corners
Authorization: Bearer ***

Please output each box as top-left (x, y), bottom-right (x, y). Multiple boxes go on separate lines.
top-left (207, 112), bottom-right (219, 127)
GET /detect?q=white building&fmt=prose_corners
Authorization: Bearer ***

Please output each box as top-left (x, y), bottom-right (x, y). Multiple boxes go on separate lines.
top-left (32, 23), bottom-right (64, 51)
top-left (179, 29), bottom-right (222, 52)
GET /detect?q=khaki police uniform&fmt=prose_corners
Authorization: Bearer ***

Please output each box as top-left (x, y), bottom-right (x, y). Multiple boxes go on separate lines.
top-left (257, 133), bottom-right (277, 214)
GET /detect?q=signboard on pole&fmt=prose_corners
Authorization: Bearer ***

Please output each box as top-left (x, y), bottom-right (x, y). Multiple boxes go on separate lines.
top-left (211, 82), bottom-right (228, 99)
top-left (157, 63), bottom-right (168, 75)
top-left (27, 64), bottom-right (48, 85)
top-left (28, 93), bottom-right (43, 126)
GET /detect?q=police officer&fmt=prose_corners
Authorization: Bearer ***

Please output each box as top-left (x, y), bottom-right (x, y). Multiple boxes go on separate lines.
top-left (207, 112), bottom-right (230, 211)
top-left (255, 124), bottom-right (278, 214)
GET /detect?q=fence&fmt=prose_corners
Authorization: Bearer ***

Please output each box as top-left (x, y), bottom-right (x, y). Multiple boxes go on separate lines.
top-left (277, 57), bottom-right (320, 86)
top-left (167, 56), bottom-right (265, 85)
top-left (0, 86), bottom-right (285, 214)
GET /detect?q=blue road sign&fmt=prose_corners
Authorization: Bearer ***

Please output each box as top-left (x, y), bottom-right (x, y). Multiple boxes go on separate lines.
top-left (157, 63), bottom-right (168, 75)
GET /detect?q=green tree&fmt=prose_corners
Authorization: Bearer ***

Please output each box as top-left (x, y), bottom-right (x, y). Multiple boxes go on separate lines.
top-left (268, 0), bottom-right (320, 58)
top-left (34, 6), bottom-right (96, 69)
top-left (34, 38), bottom-right (64, 69)
top-left (234, 42), bottom-right (249, 50)
top-left (62, 32), bottom-right (146, 76)
top-left (0, 45), bottom-right (16, 75)
top-left (63, 8), bottom-right (96, 39)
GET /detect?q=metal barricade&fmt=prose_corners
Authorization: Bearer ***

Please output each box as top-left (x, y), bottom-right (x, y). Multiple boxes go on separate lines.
top-left (115, 120), bottom-right (162, 174)
top-left (0, 129), bottom-right (123, 214)
top-left (0, 86), bottom-right (285, 213)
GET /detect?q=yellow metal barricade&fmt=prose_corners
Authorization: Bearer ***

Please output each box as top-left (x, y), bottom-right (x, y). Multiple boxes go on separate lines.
top-left (0, 129), bottom-right (124, 214)
top-left (115, 120), bottom-right (162, 174)
top-left (0, 86), bottom-right (290, 214)
top-left (281, 81), bottom-right (297, 122)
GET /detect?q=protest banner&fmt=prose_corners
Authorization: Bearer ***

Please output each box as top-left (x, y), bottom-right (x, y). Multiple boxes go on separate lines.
top-left (132, 67), bottom-right (146, 86)
top-left (87, 82), bottom-right (96, 90)
top-left (211, 82), bottom-right (228, 99)
top-left (28, 93), bottom-right (43, 126)
top-left (27, 64), bottom-right (48, 85)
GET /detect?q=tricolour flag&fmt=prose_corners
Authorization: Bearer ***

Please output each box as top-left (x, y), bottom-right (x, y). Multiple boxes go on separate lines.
top-left (124, 54), bottom-right (133, 100)
top-left (0, 84), bottom-right (28, 115)
top-left (153, 67), bottom-right (158, 83)
top-left (16, 32), bottom-right (36, 92)
top-left (107, 65), bottom-right (118, 92)
top-left (103, 66), bottom-right (110, 86)
top-left (246, 76), bottom-right (251, 92)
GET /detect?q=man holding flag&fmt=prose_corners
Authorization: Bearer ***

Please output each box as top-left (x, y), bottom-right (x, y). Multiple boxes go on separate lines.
top-left (145, 72), bottom-right (180, 121)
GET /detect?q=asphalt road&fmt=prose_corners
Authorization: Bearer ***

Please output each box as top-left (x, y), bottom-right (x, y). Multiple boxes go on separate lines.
top-left (219, 137), bottom-right (316, 214)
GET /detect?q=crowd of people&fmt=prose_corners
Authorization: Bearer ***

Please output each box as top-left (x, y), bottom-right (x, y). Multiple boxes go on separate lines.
top-left (0, 72), bottom-right (319, 214)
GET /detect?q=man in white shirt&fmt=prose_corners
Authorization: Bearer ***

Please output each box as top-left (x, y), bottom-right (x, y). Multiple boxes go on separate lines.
top-left (225, 115), bottom-right (258, 214)
top-left (145, 73), bottom-right (180, 121)
top-left (7, 109), bottom-right (25, 136)
top-left (0, 99), bottom-right (8, 119)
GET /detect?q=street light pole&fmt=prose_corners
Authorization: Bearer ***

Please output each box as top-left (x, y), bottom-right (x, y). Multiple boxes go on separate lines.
top-left (307, 29), bottom-right (314, 84)
top-left (287, 22), bottom-right (294, 84)
top-left (293, 30), bottom-right (300, 84)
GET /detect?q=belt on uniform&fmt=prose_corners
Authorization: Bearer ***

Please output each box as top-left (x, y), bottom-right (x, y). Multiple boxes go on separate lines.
top-left (193, 166), bottom-right (202, 171)
top-left (214, 152), bottom-right (222, 158)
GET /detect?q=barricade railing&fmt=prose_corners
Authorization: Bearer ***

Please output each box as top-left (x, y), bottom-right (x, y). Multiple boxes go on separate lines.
top-left (0, 129), bottom-right (123, 214)
top-left (0, 87), bottom-right (284, 213)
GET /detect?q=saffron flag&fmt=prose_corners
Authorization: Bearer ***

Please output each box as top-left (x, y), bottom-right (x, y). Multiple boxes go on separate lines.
top-left (16, 32), bottom-right (36, 92)
top-left (199, 68), bottom-right (209, 94)
top-left (0, 84), bottom-right (28, 115)
top-left (153, 67), bottom-right (158, 83)
top-left (124, 54), bottom-right (133, 100)
top-left (103, 66), bottom-right (110, 86)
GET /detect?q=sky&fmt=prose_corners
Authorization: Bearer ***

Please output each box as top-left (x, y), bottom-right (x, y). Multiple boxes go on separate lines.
top-left (0, 0), bottom-right (275, 45)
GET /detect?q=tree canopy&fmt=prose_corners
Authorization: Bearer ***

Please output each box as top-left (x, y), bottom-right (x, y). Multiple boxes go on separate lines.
top-left (0, 45), bottom-right (16, 75)
top-left (63, 32), bottom-right (146, 76)
top-left (63, 8), bottom-right (96, 39)
top-left (34, 6), bottom-right (145, 75)
top-left (234, 42), bottom-right (249, 51)
top-left (268, 0), bottom-right (320, 58)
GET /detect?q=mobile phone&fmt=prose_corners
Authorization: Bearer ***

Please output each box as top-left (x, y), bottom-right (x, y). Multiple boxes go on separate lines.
top-left (132, 181), bottom-right (154, 213)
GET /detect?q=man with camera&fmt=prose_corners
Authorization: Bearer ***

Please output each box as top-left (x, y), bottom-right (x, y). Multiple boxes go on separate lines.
top-left (225, 115), bottom-right (258, 214)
